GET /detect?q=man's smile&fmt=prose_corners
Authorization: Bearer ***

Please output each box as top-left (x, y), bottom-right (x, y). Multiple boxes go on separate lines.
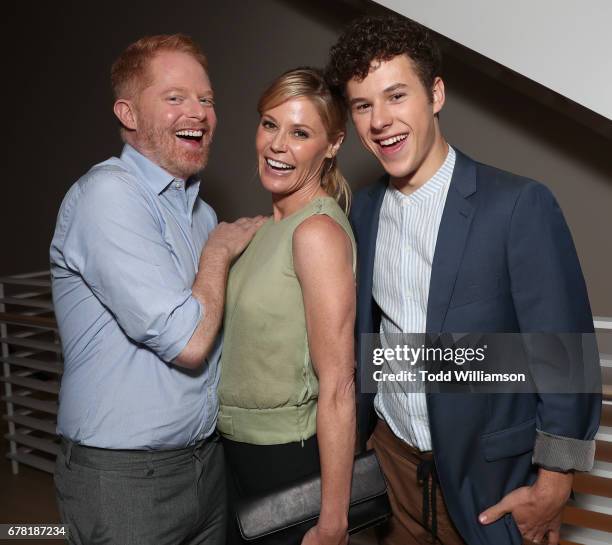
top-left (175, 128), bottom-right (205, 147)
top-left (373, 132), bottom-right (409, 156)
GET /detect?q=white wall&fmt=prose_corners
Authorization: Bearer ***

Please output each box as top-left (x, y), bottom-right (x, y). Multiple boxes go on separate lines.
top-left (374, 0), bottom-right (612, 120)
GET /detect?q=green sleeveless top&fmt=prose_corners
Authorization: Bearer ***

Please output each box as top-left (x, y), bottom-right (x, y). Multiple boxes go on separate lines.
top-left (217, 196), bottom-right (356, 445)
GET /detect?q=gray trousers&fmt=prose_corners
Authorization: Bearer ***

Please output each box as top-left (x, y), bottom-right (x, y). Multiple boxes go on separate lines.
top-left (55, 434), bottom-right (226, 545)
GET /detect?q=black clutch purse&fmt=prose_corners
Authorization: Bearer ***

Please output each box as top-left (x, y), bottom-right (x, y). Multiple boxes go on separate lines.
top-left (235, 449), bottom-right (390, 543)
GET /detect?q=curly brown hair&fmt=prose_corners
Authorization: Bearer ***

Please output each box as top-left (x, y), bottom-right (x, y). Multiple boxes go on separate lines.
top-left (325, 15), bottom-right (442, 101)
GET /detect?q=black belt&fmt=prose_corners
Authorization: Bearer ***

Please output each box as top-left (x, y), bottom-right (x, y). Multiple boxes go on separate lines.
top-left (60, 432), bottom-right (219, 470)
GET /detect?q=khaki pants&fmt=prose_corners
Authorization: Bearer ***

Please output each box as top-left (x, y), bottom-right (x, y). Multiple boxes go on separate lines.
top-left (368, 419), bottom-right (465, 545)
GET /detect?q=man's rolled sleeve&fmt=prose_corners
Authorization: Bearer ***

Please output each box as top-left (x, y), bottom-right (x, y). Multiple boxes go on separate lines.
top-left (61, 169), bottom-right (202, 362)
top-left (533, 429), bottom-right (596, 472)
top-left (508, 181), bottom-right (601, 473)
top-left (146, 293), bottom-right (203, 362)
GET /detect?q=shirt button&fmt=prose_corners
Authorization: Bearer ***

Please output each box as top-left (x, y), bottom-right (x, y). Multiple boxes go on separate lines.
top-left (174, 181), bottom-right (183, 189)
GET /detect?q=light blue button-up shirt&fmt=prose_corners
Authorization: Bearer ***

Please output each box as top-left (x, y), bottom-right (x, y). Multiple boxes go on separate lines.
top-left (51, 144), bottom-right (221, 449)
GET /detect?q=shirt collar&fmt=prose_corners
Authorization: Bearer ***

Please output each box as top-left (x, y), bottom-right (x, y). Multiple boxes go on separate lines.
top-left (388, 145), bottom-right (456, 206)
top-left (120, 143), bottom-right (201, 195)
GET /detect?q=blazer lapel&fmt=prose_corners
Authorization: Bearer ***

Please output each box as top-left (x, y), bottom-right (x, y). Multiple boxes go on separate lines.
top-left (355, 178), bottom-right (387, 449)
top-left (357, 177), bottom-right (387, 332)
top-left (426, 150), bottom-right (477, 332)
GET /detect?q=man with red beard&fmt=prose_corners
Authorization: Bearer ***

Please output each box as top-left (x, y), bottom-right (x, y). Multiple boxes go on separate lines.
top-left (50, 35), bottom-right (263, 545)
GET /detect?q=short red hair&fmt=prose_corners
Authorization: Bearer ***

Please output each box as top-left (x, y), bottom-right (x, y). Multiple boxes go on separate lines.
top-left (111, 34), bottom-right (208, 99)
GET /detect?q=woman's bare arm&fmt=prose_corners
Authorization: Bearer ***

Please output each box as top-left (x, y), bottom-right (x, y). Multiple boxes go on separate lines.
top-left (293, 214), bottom-right (356, 545)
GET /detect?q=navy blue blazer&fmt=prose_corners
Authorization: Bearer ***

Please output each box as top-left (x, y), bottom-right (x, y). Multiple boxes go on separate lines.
top-left (350, 148), bottom-right (601, 545)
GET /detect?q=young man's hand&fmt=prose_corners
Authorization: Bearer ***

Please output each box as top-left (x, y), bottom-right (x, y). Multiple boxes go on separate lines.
top-left (479, 468), bottom-right (573, 544)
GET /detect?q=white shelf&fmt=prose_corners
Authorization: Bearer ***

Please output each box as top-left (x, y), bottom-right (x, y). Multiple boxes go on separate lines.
top-left (594, 317), bottom-right (612, 331)
top-left (1, 272), bottom-right (61, 475)
top-left (0, 355), bottom-right (62, 375)
top-left (5, 432), bottom-right (60, 456)
top-left (0, 375), bottom-right (60, 395)
top-left (2, 395), bottom-right (58, 415)
top-left (3, 413), bottom-right (57, 435)
top-left (5, 449), bottom-right (55, 474)
top-left (0, 336), bottom-right (61, 354)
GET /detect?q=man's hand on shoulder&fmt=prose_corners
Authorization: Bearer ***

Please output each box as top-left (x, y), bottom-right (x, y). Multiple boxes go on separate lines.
top-left (203, 216), bottom-right (267, 261)
top-left (173, 215), bottom-right (266, 369)
top-left (479, 468), bottom-right (573, 544)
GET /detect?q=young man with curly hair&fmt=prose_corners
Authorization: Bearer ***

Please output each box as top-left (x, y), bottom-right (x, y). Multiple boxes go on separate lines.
top-left (326, 15), bottom-right (600, 545)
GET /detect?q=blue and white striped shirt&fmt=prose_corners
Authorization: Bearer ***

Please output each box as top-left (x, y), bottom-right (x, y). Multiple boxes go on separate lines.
top-left (373, 146), bottom-right (456, 451)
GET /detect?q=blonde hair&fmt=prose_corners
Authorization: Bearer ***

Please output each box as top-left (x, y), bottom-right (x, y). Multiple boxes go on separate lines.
top-left (257, 67), bottom-right (351, 213)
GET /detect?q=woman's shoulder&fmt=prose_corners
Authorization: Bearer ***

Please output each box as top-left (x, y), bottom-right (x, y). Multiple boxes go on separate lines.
top-left (293, 205), bottom-right (354, 263)
top-left (292, 204), bottom-right (356, 279)
top-left (296, 197), bottom-right (353, 237)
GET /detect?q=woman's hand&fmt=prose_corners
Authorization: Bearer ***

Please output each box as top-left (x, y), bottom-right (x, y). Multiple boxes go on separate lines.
top-left (301, 523), bottom-right (349, 545)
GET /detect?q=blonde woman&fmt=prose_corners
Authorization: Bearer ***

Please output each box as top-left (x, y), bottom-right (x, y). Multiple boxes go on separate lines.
top-left (217, 68), bottom-right (356, 545)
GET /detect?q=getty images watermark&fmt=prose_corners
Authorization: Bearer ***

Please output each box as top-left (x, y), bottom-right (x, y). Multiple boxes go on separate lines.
top-left (371, 343), bottom-right (527, 384)
top-left (359, 333), bottom-right (601, 394)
